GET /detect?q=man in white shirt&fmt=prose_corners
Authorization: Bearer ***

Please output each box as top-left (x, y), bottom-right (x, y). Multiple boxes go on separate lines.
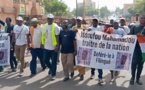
top-left (88, 18), bottom-right (104, 84)
top-left (42, 14), bottom-right (60, 80)
top-left (12, 16), bottom-right (30, 75)
top-left (120, 18), bottom-right (130, 35)
top-left (29, 18), bottom-right (46, 77)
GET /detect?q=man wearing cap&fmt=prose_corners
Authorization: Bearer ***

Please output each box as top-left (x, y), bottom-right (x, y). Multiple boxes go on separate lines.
top-left (29, 18), bottom-right (46, 77)
top-left (41, 14), bottom-right (60, 80)
top-left (88, 18), bottom-right (104, 83)
top-left (72, 16), bottom-right (87, 80)
top-left (120, 18), bottom-right (130, 35)
top-left (12, 16), bottom-right (30, 75)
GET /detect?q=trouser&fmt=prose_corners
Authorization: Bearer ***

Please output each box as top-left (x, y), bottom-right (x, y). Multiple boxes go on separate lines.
top-left (43, 49), bottom-right (57, 77)
top-left (61, 53), bottom-right (74, 77)
top-left (0, 66), bottom-right (4, 71)
top-left (91, 68), bottom-right (103, 79)
top-left (30, 48), bottom-right (46, 74)
top-left (10, 50), bottom-right (17, 69)
top-left (57, 50), bottom-right (60, 63)
top-left (131, 59), bottom-right (144, 80)
top-left (74, 56), bottom-right (76, 66)
top-left (76, 66), bottom-right (85, 75)
top-left (15, 45), bottom-right (26, 72)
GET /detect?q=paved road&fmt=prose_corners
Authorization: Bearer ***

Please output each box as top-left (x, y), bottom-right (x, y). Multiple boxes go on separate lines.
top-left (0, 55), bottom-right (145, 90)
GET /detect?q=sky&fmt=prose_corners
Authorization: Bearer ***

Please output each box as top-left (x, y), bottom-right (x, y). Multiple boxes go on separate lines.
top-left (62, 0), bottom-right (133, 11)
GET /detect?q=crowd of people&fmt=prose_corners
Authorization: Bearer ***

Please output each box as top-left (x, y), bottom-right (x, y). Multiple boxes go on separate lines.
top-left (0, 13), bottom-right (145, 85)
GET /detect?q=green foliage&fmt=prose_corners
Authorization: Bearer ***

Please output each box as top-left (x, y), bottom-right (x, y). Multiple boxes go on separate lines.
top-left (100, 6), bottom-right (111, 18)
top-left (44, 0), bottom-right (70, 16)
top-left (72, 5), bottom-right (99, 17)
top-left (128, 0), bottom-right (145, 15)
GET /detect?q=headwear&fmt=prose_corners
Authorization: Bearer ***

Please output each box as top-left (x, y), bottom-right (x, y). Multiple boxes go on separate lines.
top-left (77, 16), bottom-right (83, 21)
top-left (16, 16), bottom-right (23, 21)
top-left (93, 17), bottom-right (98, 21)
top-left (47, 14), bottom-right (54, 18)
top-left (31, 18), bottom-right (38, 22)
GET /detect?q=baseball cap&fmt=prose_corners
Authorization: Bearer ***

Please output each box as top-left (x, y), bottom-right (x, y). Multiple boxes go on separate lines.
top-left (16, 16), bottom-right (23, 21)
top-left (93, 17), bottom-right (98, 21)
top-left (47, 14), bottom-right (54, 18)
top-left (31, 18), bottom-right (38, 22)
top-left (77, 16), bottom-right (83, 21)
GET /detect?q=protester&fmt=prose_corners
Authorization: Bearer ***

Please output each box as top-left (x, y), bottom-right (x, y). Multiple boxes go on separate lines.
top-left (29, 18), bottom-right (46, 77)
top-left (106, 21), bottom-right (125, 80)
top-left (0, 18), bottom-right (18, 72)
top-left (59, 20), bottom-right (76, 82)
top-left (72, 16), bottom-right (87, 80)
top-left (88, 18), bottom-right (104, 83)
top-left (120, 18), bottom-right (130, 35)
top-left (41, 14), bottom-right (60, 80)
top-left (129, 15), bottom-right (145, 85)
top-left (68, 18), bottom-right (76, 29)
top-left (12, 16), bottom-right (30, 76)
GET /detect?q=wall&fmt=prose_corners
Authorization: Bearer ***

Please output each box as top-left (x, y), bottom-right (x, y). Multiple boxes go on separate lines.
top-left (0, 0), bottom-right (16, 25)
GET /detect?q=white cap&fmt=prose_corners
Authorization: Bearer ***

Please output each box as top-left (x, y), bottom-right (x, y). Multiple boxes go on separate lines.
top-left (16, 16), bottom-right (23, 21)
top-left (47, 14), bottom-right (54, 18)
top-left (31, 18), bottom-right (38, 22)
top-left (77, 16), bottom-right (83, 21)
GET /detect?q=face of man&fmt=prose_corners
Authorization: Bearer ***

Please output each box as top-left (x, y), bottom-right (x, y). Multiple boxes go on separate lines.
top-left (121, 55), bottom-right (127, 65)
top-left (31, 22), bottom-right (38, 28)
top-left (47, 18), bottom-right (54, 25)
top-left (113, 22), bottom-right (119, 29)
top-left (110, 20), bottom-right (114, 25)
top-left (92, 19), bottom-right (98, 27)
top-left (17, 20), bottom-right (23, 26)
top-left (62, 21), bottom-right (68, 30)
top-left (120, 19), bottom-right (125, 26)
top-left (6, 19), bottom-right (11, 26)
top-left (77, 20), bottom-right (82, 27)
top-left (140, 15), bottom-right (145, 26)
top-left (82, 50), bottom-right (88, 60)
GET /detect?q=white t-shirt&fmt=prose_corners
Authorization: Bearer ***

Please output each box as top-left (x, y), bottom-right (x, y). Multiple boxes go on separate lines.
top-left (14, 24), bottom-right (29, 45)
top-left (122, 26), bottom-right (130, 35)
top-left (89, 26), bottom-right (102, 31)
top-left (113, 28), bottom-right (125, 36)
top-left (44, 23), bottom-right (60, 50)
top-left (31, 26), bottom-right (42, 48)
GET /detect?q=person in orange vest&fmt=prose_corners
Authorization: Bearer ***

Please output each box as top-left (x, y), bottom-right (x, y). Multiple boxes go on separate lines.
top-left (29, 18), bottom-right (46, 77)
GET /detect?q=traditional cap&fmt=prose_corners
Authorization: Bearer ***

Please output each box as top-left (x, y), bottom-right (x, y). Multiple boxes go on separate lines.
top-left (47, 14), bottom-right (54, 18)
top-left (77, 16), bottom-right (83, 21)
top-left (31, 18), bottom-right (38, 22)
top-left (16, 16), bottom-right (23, 21)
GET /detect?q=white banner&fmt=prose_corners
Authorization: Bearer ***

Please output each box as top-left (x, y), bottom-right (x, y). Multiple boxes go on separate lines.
top-left (76, 30), bottom-right (137, 71)
top-left (0, 33), bottom-right (10, 66)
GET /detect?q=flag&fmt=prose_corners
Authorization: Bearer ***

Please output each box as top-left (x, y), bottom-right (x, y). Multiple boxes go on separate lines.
top-left (137, 36), bottom-right (145, 62)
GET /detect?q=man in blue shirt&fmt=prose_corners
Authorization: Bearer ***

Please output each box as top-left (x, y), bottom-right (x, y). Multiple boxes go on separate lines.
top-left (60, 20), bottom-right (77, 82)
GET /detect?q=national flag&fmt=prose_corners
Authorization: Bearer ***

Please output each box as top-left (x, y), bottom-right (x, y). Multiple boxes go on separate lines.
top-left (137, 36), bottom-right (145, 62)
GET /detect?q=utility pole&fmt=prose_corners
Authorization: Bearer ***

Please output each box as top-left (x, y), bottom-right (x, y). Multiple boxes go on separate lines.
top-left (76, 0), bottom-right (78, 18)
top-left (83, 0), bottom-right (86, 19)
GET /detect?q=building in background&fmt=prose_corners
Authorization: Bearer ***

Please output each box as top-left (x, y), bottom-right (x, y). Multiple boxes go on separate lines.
top-left (123, 0), bottom-right (136, 16)
top-left (0, 0), bottom-right (45, 25)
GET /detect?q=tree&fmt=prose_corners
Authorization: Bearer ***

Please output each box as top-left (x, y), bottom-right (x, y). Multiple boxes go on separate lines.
top-left (100, 6), bottom-right (111, 18)
top-left (71, 6), bottom-right (99, 17)
top-left (44, 0), bottom-right (70, 16)
top-left (115, 7), bottom-right (123, 15)
top-left (128, 0), bottom-right (145, 15)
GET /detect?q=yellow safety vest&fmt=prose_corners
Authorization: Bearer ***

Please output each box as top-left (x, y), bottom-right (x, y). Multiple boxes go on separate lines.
top-left (41, 23), bottom-right (57, 46)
